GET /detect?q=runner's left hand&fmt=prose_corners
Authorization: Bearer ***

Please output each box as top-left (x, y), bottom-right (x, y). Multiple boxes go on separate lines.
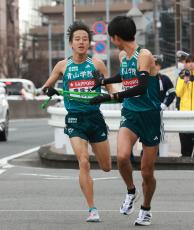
top-left (90, 94), bottom-right (111, 105)
top-left (42, 87), bottom-right (60, 97)
top-left (91, 70), bottom-right (104, 90)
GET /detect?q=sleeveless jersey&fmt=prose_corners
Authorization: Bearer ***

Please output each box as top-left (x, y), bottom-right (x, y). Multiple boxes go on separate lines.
top-left (120, 47), bottom-right (161, 111)
top-left (63, 56), bottom-right (101, 113)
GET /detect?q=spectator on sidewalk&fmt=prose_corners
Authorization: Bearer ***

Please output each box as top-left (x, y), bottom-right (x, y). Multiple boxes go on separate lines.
top-left (154, 55), bottom-right (176, 110)
top-left (176, 54), bottom-right (194, 157)
top-left (175, 51), bottom-right (189, 110)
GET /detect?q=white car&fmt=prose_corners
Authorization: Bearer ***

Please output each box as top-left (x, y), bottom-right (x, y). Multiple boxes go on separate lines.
top-left (0, 78), bottom-right (36, 100)
top-left (0, 82), bottom-right (9, 141)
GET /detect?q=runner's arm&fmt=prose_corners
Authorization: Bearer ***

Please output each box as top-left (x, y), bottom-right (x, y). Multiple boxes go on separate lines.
top-left (93, 57), bottom-right (117, 93)
top-left (42, 60), bottom-right (66, 89)
top-left (90, 51), bottom-right (151, 104)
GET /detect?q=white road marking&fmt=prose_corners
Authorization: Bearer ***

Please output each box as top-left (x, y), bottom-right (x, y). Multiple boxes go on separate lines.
top-left (0, 146), bottom-right (40, 167)
top-left (0, 146), bottom-right (40, 175)
top-left (9, 128), bottom-right (17, 132)
top-left (18, 173), bottom-right (120, 181)
top-left (93, 177), bottom-right (119, 181)
top-left (0, 209), bottom-right (193, 213)
top-left (19, 173), bottom-right (78, 180)
top-left (0, 169), bottom-right (6, 175)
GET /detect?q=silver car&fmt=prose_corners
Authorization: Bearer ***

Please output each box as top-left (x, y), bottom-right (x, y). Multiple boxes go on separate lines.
top-left (0, 82), bottom-right (9, 141)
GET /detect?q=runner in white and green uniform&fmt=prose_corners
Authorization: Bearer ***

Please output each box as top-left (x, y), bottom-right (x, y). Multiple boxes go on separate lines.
top-left (41, 21), bottom-right (114, 223)
top-left (63, 55), bottom-right (108, 143)
top-left (90, 16), bottom-right (161, 226)
top-left (120, 46), bottom-right (161, 146)
top-left (121, 46), bottom-right (161, 112)
top-left (63, 56), bottom-right (100, 112)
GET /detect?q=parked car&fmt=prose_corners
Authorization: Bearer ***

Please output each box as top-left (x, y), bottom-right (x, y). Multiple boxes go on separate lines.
top-left (0, 82), bottom-right (9, 141)
top-left (0, 78), bottom-right (36, 100)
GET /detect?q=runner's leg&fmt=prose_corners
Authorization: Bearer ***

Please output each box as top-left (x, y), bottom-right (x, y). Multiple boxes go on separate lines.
top-left (91, 140), bottom-right (111, 172)
top-left (117, 127), bottom-right (138, 189)
top-left (70, 137), bottom-right (94, 208)
top-left (141, 145), bottom-right (158, 208)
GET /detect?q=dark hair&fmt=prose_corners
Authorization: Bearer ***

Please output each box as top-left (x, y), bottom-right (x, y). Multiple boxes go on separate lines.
top-left (108, 16), bottom-right (136, 41)
top-left (178, 56), bottom-right (187, 62)
top-left (186, 55), bottom-right (194, 63)
top-left (153, 55), bottom-right (163, 66)
top-left (67, 21), bottom-right (92, 42)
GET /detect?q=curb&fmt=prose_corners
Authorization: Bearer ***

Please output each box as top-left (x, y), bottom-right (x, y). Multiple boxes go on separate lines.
top-left (38, 145), bottom-right (194, 170)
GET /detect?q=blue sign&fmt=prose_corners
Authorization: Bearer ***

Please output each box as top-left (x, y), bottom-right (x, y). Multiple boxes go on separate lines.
top-left (93, 21), bottom-right (106, 34)
top-left (94, 41), bottom-right (106, 53)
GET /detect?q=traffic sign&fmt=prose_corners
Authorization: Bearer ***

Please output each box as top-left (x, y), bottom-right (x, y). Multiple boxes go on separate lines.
top-left (93, 53), bottom-right (107, 60)
top-left (93, 34), bottom-right (107, 41)
top-left (92, 21), bottom-right (106, 34)
top-left (93, 41), bottom-right (107, 54)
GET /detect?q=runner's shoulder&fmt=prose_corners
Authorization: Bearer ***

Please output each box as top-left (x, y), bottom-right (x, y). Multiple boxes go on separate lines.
top-left (92, 56), bottom-right (106, 70)
top-left (139, 48), bottom-right (152, 59)
top-left (56, 59), bottom-right (68, 74)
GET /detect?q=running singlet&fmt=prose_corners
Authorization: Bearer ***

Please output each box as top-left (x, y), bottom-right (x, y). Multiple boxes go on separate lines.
top-left (63, 56), bottom-right (101, 113)
top-left (120, 47), bottom-right (161, 112)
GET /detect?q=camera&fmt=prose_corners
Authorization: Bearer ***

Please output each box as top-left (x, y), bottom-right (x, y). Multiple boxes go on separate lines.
top-left (179, 69), bottom-right (194, 82)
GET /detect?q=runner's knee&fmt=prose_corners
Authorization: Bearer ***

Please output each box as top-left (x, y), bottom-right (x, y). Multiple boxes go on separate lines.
top-left (141, 167), bottom-right (154, 182)
top-left (117, 151), bottom-right (130, 166)
top-left (78, 158), bottom-right (90, 171)
top-left (99, 162), bottom-right (111, 172)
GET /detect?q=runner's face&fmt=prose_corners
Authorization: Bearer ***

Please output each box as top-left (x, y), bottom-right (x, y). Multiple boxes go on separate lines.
top-left (111, 35), bottom-right (123, 50)
top-left (71, 30), bottom-right (90, 54)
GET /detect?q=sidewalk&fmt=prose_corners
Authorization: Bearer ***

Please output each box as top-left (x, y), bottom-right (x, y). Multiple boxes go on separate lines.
top-left (38, 131), bottom-right (194, 170)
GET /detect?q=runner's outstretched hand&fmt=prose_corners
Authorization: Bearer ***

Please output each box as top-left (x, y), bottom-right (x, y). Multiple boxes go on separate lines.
top-left (42, 87), bottom-right (60, 97)
top-left (90, 94), bottom-right (111, 105)
top-left (91, 70), bottom-right (104, 90)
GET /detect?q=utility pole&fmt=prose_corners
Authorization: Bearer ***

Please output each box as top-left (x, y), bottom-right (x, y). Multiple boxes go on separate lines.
top-left (48, 23), bottom-right (52, 75)
top-left (105, 0), bottom-right (111, 76)
top-left (190, 0), bottom-right (194, 54)
top-left (153, 0), bottom-right (160, 55)
top-left (175, 0), bottom-right (181, 60)
top-left (64, 0), bottom-right (74, 58)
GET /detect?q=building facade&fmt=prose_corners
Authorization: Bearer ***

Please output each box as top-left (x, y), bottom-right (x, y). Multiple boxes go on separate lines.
top-left (0, 0), bottom-right (19, 78)
top-left (27, 0), bottom-right (153, 86)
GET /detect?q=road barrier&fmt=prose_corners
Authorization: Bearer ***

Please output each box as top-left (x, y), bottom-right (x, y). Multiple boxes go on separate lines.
top-left (8, 100), bottom-right (57, 119)
top-left (47, 106), bottom-right (194, 157)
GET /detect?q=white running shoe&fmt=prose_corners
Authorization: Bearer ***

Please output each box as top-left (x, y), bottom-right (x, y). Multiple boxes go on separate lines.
top-left (120, 190), bottom-right (139, 215)
top-left (134, 208), bottom-right (152, 226)
top-left (86, 208), bottom-right (100, 222)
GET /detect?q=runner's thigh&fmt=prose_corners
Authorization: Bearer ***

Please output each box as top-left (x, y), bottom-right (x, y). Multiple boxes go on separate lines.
top-left (91, 140), bottom-right (111, 170)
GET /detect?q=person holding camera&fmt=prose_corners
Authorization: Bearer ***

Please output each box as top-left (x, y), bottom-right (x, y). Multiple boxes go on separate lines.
top-left (176, 55), bottom-right (194, 157)
top-left (175, 51), bottom-right (189, 110)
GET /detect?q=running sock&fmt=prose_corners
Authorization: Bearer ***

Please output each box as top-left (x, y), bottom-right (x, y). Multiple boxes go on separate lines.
top-left (141, 205), bottom-right (151, 211)
top-left (89, 207), bottom-right (97, 212)
top-left (127, 187), bottom-right (136, 194)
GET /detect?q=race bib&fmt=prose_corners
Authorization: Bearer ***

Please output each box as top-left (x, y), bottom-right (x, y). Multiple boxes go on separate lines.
top-left (68, 79), bottom-right (95, 98)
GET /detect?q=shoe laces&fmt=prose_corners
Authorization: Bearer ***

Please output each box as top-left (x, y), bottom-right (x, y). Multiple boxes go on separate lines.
top-left (137, 209), bottom-right (151, 221)
top-left (89, 209), bottom-right (98, 217)
top-left (123, 194), bottom-right (134, 207)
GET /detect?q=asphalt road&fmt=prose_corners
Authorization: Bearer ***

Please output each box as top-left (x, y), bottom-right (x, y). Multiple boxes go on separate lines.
top-left (0, 118), bottom-right (194, 230)
top-left (0, 161), bottom-right (194, 230)
top-left (0, 118), bottom-right (53, 158)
